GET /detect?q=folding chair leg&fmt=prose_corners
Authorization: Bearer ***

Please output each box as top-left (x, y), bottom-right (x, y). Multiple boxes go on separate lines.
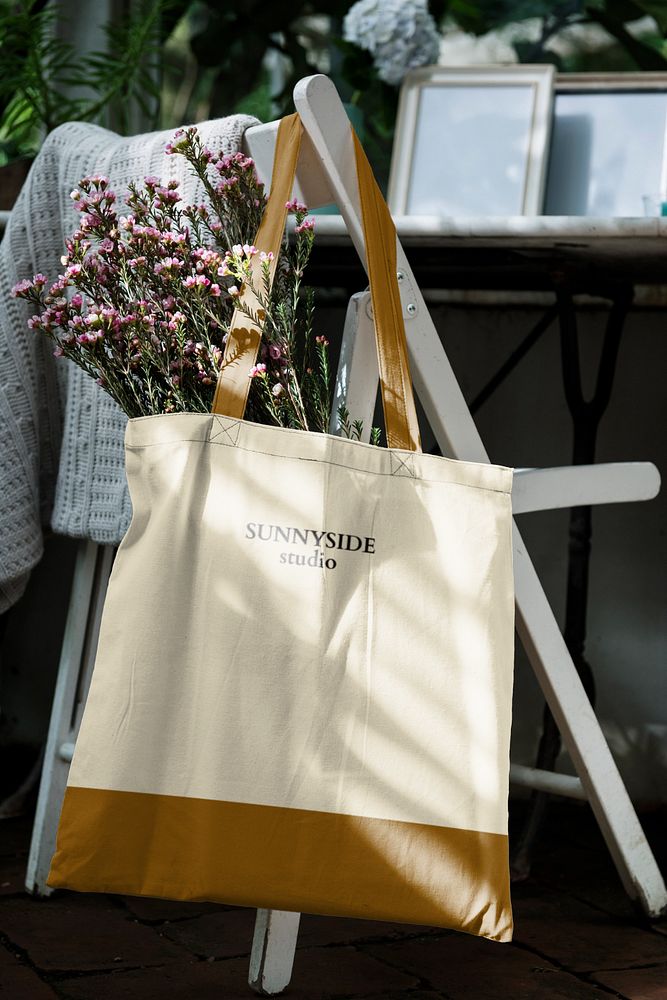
top-left (330, 282), bottom-right (666, 917)
top-left (513, 526), bottom-right (667, 919)
top-left (331, 291), bottom-right (378, 439)
top-left (246, 294), bottom-right (374, 996)
top-left (25, 540), bottom-right (113, 896)
top-left (249, 909), bottom-right (300, 995)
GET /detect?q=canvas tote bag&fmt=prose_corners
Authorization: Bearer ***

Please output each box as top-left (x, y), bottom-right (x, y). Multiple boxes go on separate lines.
top-left (48, 113), bottom-right (515, 942)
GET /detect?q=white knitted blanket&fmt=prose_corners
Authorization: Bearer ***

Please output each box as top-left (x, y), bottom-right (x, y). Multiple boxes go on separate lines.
top-left (0, 114), bottom-right (258, 611)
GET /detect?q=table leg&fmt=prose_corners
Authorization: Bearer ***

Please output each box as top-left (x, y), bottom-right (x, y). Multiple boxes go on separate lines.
top-left (511, 283), bottom-right (633, 879)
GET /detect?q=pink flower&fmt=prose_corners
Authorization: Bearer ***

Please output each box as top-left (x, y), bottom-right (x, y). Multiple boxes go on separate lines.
top-left (183, 273), bottom-right (210, 290)
top-left (286, 198), bottom-right (307, 213)
top-left (49, 278), bottom-right (68, 296)
top-left (272, 382), bottom-right (283, 397)
top-left (249, 363), bottom-right (267, 378)
top-left (156, 186), bottom-right (181, 205)
top-left (155, 257), bottom-right (184, 275)
top-left (11, 279), bottom-right (33, 297)
top-left (295, 218), bottom-right (315, 234)
top-left (268, 344), bottom-right (281, 360)
top-left (216, 176), bottom-right (239, 193)
top-left (168, 312), bottom-right (186, 329)
top-left (315, 335), bottom-right (329, 346)
top-left (165, 129), bottom-right (187, 155)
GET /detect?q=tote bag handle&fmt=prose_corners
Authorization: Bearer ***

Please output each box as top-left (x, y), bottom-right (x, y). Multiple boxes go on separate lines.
top-left (211, 113), bottom-right (422, 454)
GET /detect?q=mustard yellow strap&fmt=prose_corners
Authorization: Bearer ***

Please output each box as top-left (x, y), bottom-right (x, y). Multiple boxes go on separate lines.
top-left (212, 113), bottom-right (303, 418)
top-left (212, 112), bottom-right (421, 454)
top-left (352, 132), bottom-right (421, 453)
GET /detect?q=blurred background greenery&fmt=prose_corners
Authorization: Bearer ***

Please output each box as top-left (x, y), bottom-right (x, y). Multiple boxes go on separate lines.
top-left (0, 0), bottom-right (665, 173)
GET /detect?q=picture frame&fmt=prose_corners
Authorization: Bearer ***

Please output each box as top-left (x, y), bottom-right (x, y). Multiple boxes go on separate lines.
top-left (388, 65), bottom-right (555, 218)
top-left (544, 73), bottom-right (667, 218)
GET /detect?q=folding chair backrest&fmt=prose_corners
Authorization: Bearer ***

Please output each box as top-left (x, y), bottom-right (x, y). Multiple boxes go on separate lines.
top-left (246, 76), bottom-right (489, 464)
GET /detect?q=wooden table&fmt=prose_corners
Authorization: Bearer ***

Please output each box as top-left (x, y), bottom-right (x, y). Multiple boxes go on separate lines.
top-left (307, 214), bottom-right (667, 291)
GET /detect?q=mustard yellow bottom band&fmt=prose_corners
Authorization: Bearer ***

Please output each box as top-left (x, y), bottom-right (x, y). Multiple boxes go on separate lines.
top-left (48, 786), bottom-right (512, 941)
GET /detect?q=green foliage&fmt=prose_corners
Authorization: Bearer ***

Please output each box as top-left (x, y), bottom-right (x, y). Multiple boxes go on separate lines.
top-left (439, 0), bottom-right (667, 70)
top-left (0, 0), bottom-right (168, 163)
top-left (337, 404), bottom-right (382, 445)
top-left (160, 1), bottom-right (351, 128)
top-left (79, 0), bottom-right (167, 134)
top-left (232, 71), bottom-right (274, 122)
top-left (156, 0), bottom-right (665, 188)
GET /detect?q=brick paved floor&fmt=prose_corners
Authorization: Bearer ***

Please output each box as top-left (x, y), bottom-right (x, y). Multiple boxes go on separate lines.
top-left (0, 802), bottom-right (666, 999)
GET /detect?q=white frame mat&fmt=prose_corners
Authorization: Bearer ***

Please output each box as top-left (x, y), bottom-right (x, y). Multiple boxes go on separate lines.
top-left (388, 64), bottom-right (555, 218)
top-left (544, 72), bottom-right (667, 218)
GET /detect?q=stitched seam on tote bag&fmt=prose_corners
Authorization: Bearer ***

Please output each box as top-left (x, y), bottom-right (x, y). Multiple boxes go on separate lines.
top-left (125, 438), bottom-right (511, 495)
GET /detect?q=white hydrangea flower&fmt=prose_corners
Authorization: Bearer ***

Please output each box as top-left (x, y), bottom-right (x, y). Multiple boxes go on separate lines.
top-left (343, 0), bottom-right (440, 86)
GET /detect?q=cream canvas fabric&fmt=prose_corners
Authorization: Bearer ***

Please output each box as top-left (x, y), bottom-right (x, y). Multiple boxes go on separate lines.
top-left (50, 413), bottom-right (515, 938)
top-left (48, 113), bottom-right (516, 941)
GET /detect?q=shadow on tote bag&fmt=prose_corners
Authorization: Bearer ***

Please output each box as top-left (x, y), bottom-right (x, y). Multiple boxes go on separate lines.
top-left (48, 112), bottom-right (515, 942)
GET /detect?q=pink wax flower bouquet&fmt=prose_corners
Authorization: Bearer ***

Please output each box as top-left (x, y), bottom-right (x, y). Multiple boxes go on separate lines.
top-left (12, 127), bottom-right (333, 434)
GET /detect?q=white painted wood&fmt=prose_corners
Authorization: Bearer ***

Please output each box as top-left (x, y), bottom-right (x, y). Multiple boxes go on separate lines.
top-left (249, 909), bottom-right (301, 996)
top-left (293, 74), bottom-right (667, 920)
top-left (28, 75), bottom-right (667, 1000)
top-left (510, 764), bottom-right (585, 800)
top-left (253, 78), bottom-right (667, 993)
top-left (299, 210), bottom-right (667, 251)
top-left (330, 291), bottom-right (378, 440)
top-left (513, 526), bottom-right (667, 916)
top-left (294, 77), bottom-right (369, 263)
top-left (512, 463), bottom-right (661, 514)
top-left (243, 121), bottom-right (334, 209)
top-left (248, 296), bottom-right (378, 993)
top-left (26, 540), bottom-right (113, 896)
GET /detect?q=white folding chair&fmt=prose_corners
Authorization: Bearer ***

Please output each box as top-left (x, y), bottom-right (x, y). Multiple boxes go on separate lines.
top-left (25, 541), bottom-right (114, 894)
top-left (245, 74), bottom-right (667, 995)
top-left (26, 74), bottom-right (666, 997)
